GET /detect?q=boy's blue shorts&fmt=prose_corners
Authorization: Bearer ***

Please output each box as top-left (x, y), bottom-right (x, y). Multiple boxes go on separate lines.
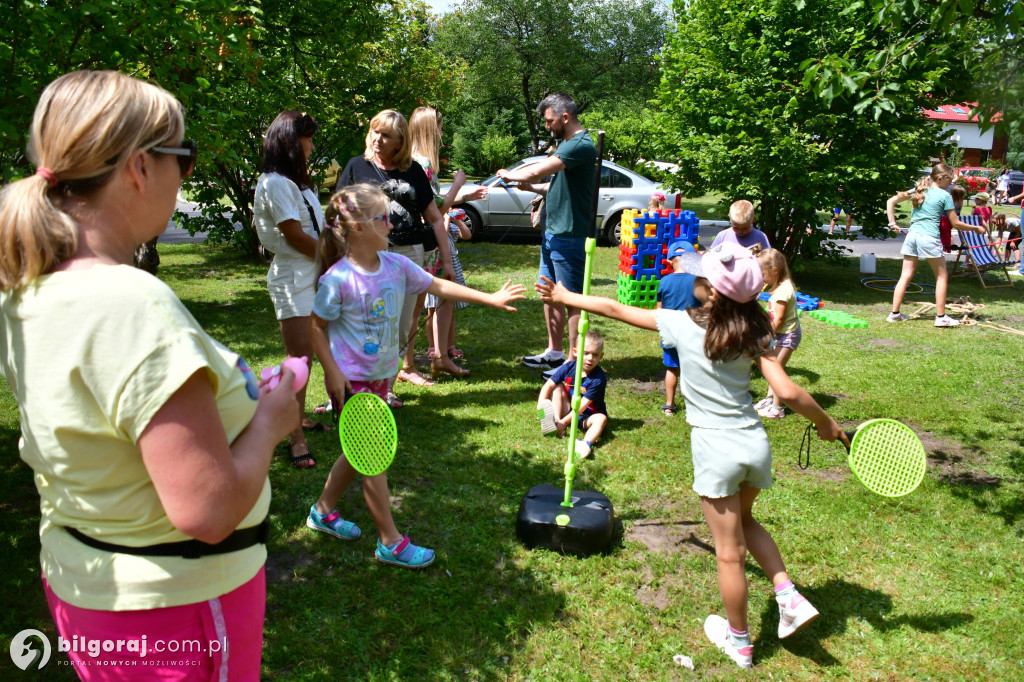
top-left (662, 345), bottom-right (680, 368)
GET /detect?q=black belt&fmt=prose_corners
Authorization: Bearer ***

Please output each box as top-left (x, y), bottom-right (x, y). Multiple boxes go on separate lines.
top-left (63, 517), bottom-right (269, 560)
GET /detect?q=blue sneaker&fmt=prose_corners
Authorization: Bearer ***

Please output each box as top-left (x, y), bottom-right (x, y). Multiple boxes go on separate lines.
top-left (306, 506), bottom-right (361, 540)
top-left (375, 536), bottom-right (434, 569)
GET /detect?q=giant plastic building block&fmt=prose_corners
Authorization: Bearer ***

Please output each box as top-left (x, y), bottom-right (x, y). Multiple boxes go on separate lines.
top-left (616, 209), bottom-right (701, 307)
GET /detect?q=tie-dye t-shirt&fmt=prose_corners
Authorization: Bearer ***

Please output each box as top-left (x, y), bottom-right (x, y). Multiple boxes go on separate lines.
top-left (313, 252), bottom-right (434, 380)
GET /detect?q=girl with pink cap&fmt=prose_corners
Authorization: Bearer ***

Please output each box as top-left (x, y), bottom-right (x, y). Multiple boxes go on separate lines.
top-left (536, 242), bottom-right (843, 669)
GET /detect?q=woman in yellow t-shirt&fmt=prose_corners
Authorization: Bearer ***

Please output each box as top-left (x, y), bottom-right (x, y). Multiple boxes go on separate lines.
top-left (0, 71), bottom-right (299, 679)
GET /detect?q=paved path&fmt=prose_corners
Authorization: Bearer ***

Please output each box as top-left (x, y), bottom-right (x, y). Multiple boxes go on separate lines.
top-left (696, 220), bottom-right (939, 262)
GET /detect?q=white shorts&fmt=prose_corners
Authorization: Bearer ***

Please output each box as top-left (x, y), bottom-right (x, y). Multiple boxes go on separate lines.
top-left (901, 232), bottom-right (944, 260)
top-left (691, 424), bottom-right (773, 498)
top-left (389, 244), bottom-right (425, 352)
top-left (267, 258), bottom-right (315, 320)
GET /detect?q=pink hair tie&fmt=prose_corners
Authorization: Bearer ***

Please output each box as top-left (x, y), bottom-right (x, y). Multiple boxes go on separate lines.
top-left (35, 167), bottom-right (58, 188)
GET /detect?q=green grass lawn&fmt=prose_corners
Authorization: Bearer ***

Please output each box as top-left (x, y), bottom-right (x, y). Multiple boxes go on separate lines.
top-left (2, 243), bottom-right (1023, 679)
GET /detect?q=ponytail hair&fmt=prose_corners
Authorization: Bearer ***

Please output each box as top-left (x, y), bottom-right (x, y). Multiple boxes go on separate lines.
top-left (0, 70), bottom-right (184, 290)
top-left (317, 183), bottom-right (388, 282)
top-left (912, 162), bottom-right (955, 209)
top-left (689, 294), bottom-right (773, 362)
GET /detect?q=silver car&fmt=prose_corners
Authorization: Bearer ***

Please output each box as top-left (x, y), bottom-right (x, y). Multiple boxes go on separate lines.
top-left (446, 156), bottom-right (677, 245)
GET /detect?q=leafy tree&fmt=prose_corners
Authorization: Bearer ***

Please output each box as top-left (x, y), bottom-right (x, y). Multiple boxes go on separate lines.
top-left (433, 0), bottom-right (669, 154)
top-left (0, 0), bottom-right (460, 256)
top-left (800, 0), bottom-right (1024, 136)
top-left (657, 0), bottom-right (975, 261)
top-left (579, 103), bottom-right (659, 171)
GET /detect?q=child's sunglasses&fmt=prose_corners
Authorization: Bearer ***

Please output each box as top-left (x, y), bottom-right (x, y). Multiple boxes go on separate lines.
top-left (150, 140), bottom-right (197, 178)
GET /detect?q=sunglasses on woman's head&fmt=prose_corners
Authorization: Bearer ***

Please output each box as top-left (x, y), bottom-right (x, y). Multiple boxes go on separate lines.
top-left (150, 140), bottom-right (197, 178)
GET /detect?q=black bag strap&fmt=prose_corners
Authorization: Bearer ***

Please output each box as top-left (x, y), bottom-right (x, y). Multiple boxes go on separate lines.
top-left (301, 194), bottom-right (321, 236)
top-left (63, 517), bottom-right (270, 560)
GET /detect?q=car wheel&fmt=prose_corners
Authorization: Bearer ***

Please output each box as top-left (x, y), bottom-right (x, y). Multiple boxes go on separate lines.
top-left (603, 210), bottom-right (624, 246)
top-left (461, 205), bottom-right (482, 241)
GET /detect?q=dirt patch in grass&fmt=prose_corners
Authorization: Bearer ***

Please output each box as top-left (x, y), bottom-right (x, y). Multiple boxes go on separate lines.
top-left (865, 338), bottom-right (904, 348)
top-left (912, 426), bottom-right (1002, 487)
top-left (626, 518), bottom-right (713, 557)
top-left (612, 378), bottom-right (662, 394)
top-left (795, 466), bottom-right (849, 482)
top-left (266, 549), bottom-right (317, 584)
top-left (635, 584), bottom-right (670, 611)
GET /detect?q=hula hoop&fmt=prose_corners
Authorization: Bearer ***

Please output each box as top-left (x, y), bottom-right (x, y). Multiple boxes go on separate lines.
top-left (860, 277), bottom-right (935, 294)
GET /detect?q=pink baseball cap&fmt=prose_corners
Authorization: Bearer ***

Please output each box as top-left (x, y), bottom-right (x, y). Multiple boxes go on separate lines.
top-left (700, 243), bottom-right (764, 303)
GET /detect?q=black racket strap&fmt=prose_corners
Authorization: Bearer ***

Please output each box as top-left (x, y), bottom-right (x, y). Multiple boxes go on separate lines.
top-left (799, 422), bottom-right (814, 469)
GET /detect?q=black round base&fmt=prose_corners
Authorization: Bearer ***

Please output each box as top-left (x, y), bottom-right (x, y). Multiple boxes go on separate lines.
top-left (515, 483), bottom-right (614, 557)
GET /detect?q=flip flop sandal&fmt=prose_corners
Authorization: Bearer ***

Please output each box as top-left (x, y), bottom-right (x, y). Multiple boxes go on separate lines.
top-left (290, 449), bottom-right (316, 469)
top-left (313, 401), bottom-right (332, 414)
top-left (661, 404), bottom-right (677, 416)
top-left (447, 346), bottom-right (464, 359)
top-left (385, 392), bottom-right (404, 409)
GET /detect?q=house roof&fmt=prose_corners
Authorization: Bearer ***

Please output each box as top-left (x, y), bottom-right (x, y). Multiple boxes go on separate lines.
top-left (922, 103), bottom-right (1002, 123)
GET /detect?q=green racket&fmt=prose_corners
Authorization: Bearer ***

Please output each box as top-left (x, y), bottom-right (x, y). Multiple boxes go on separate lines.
top-left (840, 419), bottom-right (926, 497)
top-left (338, 392), bottom-right (397, 476)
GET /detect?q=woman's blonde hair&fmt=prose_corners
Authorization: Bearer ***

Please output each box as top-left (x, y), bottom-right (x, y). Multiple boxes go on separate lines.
top-left (363, 110), bottom-right (412, 171)
top-left (912, 163), bottom-right (955, 209)
top-left (409, 106), bottom-right (443, 180)
top-left (0, 70), bottom-right (183, 290)
top-left (756, 248), bottom-right (793, 288)
top-left (317, 183), bottom-right (389, 281)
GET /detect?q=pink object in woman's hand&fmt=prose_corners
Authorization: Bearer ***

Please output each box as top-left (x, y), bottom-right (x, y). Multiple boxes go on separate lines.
top-left (260, 356), bottom-right (309, 391)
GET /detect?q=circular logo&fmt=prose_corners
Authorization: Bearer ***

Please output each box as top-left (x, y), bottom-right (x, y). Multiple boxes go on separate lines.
top-left (9, 629), bottom-right (51, 670)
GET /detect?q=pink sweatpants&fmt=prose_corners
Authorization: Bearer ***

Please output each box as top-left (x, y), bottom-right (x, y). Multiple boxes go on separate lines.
top-left (43, 567), bottom-right (265, 681)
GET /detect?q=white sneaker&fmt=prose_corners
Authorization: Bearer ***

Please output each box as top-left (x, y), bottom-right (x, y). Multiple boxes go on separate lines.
top-left (704, 614), bottom-right (753, 669)
top-left (537, 399), bottom-right (557, 435)
top-left (753, 397), bottom-right (772, 412)
top-left (886, 312), bottom-right (910, 322)
top-left (761, 405), bottom-right (786, 420)
top-left (522, 349), bottom-right (565, 370)
top-left (934, 314), bottom-right (960, 328)
top-left (777, 593), bottom-right (819, 638)
top-left (575, 439), bottom-right (592, 459)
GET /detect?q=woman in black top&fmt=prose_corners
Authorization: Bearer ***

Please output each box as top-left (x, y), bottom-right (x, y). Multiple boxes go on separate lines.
top-left (336, 109), bottom-right (453, 404)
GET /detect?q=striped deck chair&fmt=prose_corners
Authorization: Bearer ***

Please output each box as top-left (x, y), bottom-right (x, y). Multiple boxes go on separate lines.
top-left (951, 215), bottom-right (1013, 288)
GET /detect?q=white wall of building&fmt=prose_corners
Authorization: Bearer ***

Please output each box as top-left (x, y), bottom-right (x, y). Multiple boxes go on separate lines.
top-left (940, 122), bottom-right (994, 150)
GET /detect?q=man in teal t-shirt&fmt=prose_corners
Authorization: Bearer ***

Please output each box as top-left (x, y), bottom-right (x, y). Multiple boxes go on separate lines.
top-left (497, 93), bottom-right (596, 369)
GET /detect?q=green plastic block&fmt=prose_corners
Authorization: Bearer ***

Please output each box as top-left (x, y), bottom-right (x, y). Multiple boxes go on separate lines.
top-left (616, 273), bottom-right (659, 309)
top-left (809, 309), bottom-right (868, 328)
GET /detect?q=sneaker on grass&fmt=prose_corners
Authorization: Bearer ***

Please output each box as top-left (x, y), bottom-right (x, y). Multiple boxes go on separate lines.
top-left (538, 399), bottom-right (557, 435)
top-left (703, 615), bottom-right (753, 669)
top-left (886, 312), bottom-right (910, 322)
top-left (522, 349), bottom-right (565, 370)
top-left (934, 314), bottom-right (960, 327)
top-left (777, 593), bottom-right (819, 638)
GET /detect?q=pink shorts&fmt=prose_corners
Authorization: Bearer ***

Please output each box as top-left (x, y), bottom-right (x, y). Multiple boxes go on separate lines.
top-left (348, 379), bottom-right (389, 400)
top-left (43, 567), bottom-right (265, 681)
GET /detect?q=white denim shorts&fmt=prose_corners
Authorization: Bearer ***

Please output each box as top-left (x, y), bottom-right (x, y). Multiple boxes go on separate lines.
top-left (901, 231), bottom-right (944, 260)
top-left (267, 256), bottom-right (315, 320)
top-left (691, 423), bottom-right (773, 498)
